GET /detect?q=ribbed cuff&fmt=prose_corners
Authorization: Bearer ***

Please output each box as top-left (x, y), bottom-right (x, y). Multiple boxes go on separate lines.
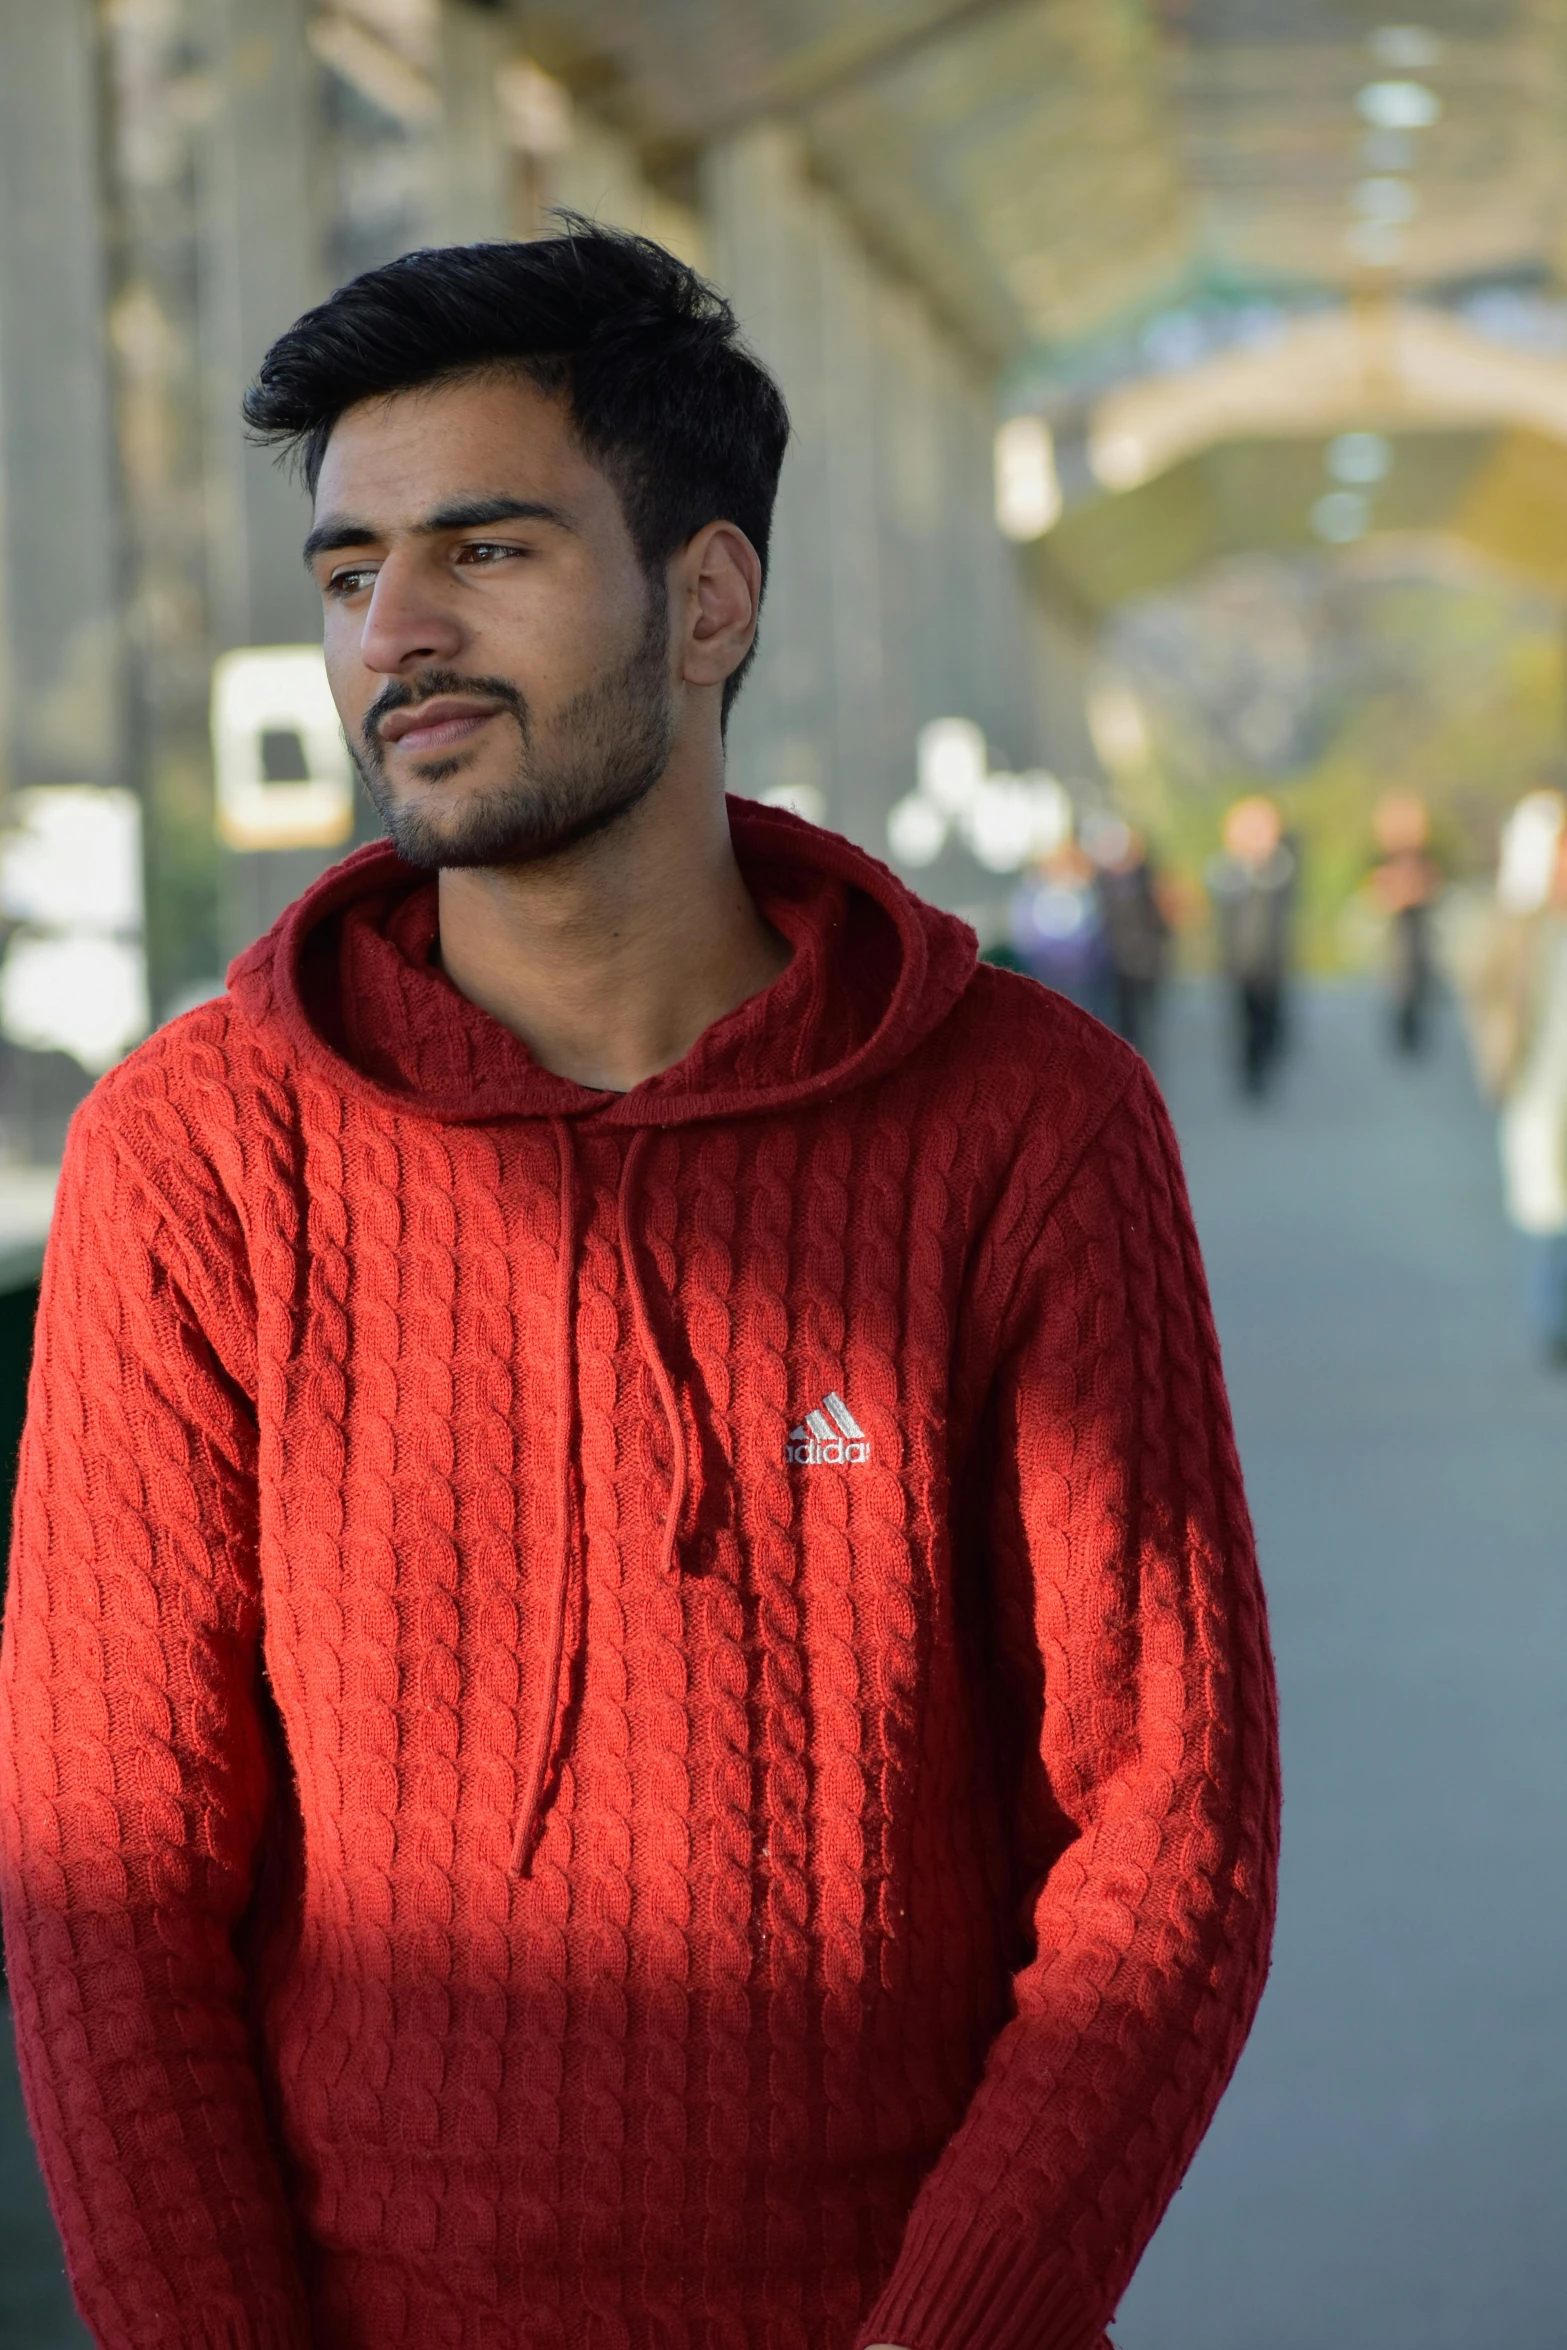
top-left (857, 2202), bottom-right (1104, 2350)
top-left (182, 2318), bottom-right (309, 2350)
top-left (103, 2297), bottom-right (312, 2350)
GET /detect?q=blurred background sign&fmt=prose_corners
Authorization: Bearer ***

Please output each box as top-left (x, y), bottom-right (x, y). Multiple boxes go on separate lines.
top-left (0, 787), bottom-right (148, 1075)
top-left (211, 646), bottom-right (356, 851)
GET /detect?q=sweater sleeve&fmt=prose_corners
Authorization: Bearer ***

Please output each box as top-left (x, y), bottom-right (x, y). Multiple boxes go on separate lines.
top-left (859, 1067), bottom-right (1280, 2350)
top-left (0, 1097), bottom-right (312, 2350)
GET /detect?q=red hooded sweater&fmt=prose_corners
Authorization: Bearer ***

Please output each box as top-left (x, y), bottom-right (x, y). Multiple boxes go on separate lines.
top-left (0, 801), bottom-right (1277, 2350)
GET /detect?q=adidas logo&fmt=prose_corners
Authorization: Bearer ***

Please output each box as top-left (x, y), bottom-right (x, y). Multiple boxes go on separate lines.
top-left (786, 1391), bottom-right (870, 1467)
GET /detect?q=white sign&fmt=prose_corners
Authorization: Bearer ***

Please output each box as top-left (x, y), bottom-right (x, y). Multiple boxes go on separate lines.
top-left (211, 645), bottom-right (355, 851)
top-left (0, 933), bottom-right (149, 1074)
top-left (0, 786), bottom-right (149, 1072)
top-left (0, 785), bottom-right (143, 932)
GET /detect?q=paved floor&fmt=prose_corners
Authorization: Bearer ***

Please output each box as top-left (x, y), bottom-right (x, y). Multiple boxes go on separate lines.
top-left (1116, 983), bottom-right (1567, 2348)
top-left (2, 983), bottom-right (1564, 2346)
top-left (0, 1992), bottom-right (89, 2346)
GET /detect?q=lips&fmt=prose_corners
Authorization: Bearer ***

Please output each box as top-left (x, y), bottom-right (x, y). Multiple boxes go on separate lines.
top-left (378, 696), bottom-right (503, 755)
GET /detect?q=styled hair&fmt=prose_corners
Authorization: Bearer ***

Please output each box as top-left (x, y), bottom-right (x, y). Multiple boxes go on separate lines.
top-left (243, 219), bottom-right (791, 717)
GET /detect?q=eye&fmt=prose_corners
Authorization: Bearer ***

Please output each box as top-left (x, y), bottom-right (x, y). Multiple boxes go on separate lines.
top-left (326, 563), bottom-right (379, 598)
top-left (455, 540), bottom-right (526, 567)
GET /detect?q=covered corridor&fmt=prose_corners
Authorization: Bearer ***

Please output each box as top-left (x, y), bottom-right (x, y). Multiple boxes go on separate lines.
top-left (2, 2), bottom-right (1566, 2339)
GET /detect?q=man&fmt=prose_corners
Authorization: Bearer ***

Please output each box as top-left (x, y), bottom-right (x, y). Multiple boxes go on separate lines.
top-left (1367, 790), bottom-right (1442, 1058)
top-left (1084, 816), bottom-right (1170, 1065)
top-left (1207, 795), bottom-right (1297, 1099)
top-left (0, 226), bottom-right (1278, 2350)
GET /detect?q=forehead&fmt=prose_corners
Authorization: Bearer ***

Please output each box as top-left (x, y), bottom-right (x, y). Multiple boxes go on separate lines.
top-left (311, 369), bottom-right (608, 520)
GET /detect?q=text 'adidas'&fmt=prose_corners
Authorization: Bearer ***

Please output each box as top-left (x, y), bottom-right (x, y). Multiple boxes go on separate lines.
top-left (786, 1392), bottom-right (870, 1466)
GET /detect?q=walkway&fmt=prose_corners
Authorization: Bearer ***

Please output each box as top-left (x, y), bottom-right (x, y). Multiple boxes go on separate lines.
top-left (1, 983), bottom-right (1564, 2346)
top-left (1117, 982), bottom-right (1567, 2348)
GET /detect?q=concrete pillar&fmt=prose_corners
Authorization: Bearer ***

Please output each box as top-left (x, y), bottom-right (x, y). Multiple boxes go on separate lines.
top-left (197, 0), bottom-right (343, 959)
top-left (0, 0), bottom-right (123, 797)
top-left (704, 123), bottom-right (1043, 911)
top-left (0, 0), bottom-right (128, 1155)
top-left (816, 210), bottom-right (890, 843)
top-left (705, 130), bottom-right (838, 825)
top-left (434, 3), bottom-right (513, 246)
top-left (200, 0), bottom-right (325, 653)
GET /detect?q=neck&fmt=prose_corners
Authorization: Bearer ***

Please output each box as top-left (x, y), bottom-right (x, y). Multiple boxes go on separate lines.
top-left (434, 758), bottom-right (791, 1092)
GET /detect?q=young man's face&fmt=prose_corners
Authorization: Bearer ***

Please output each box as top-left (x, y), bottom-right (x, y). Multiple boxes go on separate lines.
top-left (306, 368), bottom-right (676, 868)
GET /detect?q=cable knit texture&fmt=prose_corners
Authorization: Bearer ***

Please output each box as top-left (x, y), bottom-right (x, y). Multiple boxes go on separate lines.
top-left (0, 800), bottom-right (1278, 2350)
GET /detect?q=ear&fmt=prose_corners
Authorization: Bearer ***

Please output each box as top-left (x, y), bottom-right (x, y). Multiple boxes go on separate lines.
top-left (675, 521), bottom-right (761, 692)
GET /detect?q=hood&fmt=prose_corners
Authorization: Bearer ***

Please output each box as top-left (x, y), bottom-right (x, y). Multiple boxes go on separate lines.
top-left (226, 795), bottom-right (977, 1126)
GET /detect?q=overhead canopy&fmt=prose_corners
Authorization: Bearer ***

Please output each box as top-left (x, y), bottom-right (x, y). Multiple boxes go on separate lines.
top-left (517, 0), bottom-right (1563, 367)
top-left (1025, 424), bottom-right (1567, 618)
top-left (1089, 301), bottom-right (1567, 489)
top-left (1159, 1), bottom-right (1556, 308)
top-left (505, 0), bottom-right (1567, 621)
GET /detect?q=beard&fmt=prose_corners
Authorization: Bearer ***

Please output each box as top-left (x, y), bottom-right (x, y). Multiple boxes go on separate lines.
top-left (353, 582), bottom-right (675, 871)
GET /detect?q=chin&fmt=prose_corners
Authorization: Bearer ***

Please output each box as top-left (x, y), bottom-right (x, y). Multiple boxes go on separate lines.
top-left (379, 791), bottom-right (571, 873)
top-left (373, 772), bottom-right (534, 866)
top-left (366, 753), bottom-right (663, 874)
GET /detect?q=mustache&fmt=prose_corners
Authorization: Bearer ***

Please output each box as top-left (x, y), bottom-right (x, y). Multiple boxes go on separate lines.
top-left (360, 669), bottom-right (529, 759)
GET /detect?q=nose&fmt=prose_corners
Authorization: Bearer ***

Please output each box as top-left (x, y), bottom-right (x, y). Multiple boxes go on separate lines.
top-left (357, 548), bottom-right (465, 674)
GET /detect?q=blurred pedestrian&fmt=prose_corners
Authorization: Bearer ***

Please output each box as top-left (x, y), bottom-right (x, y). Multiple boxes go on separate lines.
top-left (1084, 812), bottom-right (1171, 1059)
top-left (1009, 830), bottom-right (1114, 1020)
top-left (1369, 790), bottom-right (1443, 1055)
top-left (1207, 795), bottom-right (1296, 1097)
top-left (1460, 789), bottom-right (1567, 1360)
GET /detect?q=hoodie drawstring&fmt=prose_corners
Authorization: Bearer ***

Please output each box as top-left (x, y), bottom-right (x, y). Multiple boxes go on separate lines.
top-left (617, 1129), bottom-right (688, 1583)
top-left (508, 1122), bottom-right (687, 1878)
top-left (509, 1117), bottom-right (579, 1879)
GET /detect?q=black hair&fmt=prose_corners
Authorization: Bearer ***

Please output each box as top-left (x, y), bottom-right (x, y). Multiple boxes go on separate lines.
top-left (243, 219), bottom-right (791, 718)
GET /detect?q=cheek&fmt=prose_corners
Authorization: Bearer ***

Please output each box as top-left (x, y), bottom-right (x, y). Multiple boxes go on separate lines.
top-left (491, 560), bottom-right (649, 690)
top-left (321, 619), bottom-right (369, 721)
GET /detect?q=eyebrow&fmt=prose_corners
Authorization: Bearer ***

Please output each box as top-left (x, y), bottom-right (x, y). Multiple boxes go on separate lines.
top-left (302, 495), bottom-right (572, 567)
